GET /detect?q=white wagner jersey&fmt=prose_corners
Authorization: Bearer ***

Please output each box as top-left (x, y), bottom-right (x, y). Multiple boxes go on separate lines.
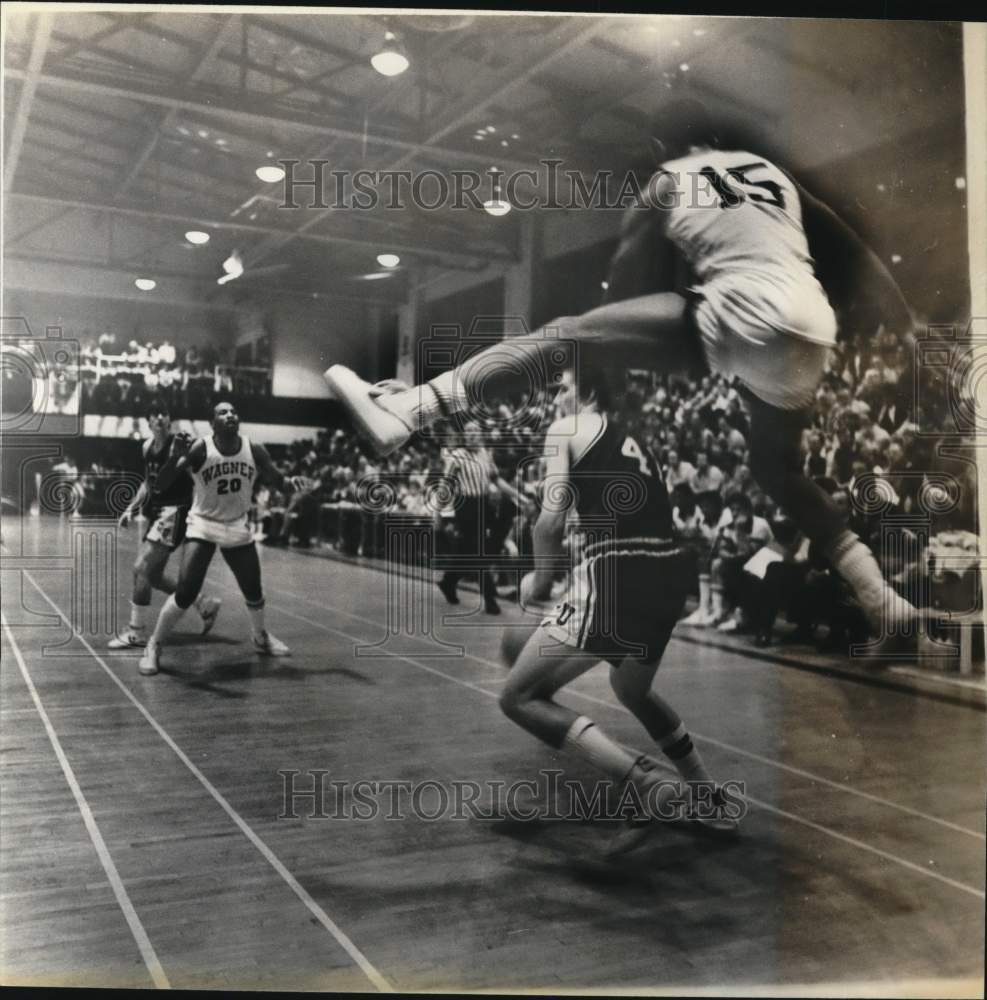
top-left (659, 150), bottom-right (836, 347)
top-left (190, 434), bottom-right (257, 522)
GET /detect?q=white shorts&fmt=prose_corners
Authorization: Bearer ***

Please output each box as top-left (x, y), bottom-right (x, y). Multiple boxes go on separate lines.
top-left (185, 511), bottom-right (253, 549)
top-left (693, 274), bottom-right (836, 411)
top-left (143, 505), bottom-right (187, 550)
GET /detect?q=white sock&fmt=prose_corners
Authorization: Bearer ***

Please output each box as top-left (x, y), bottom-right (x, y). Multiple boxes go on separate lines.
top-left (697, 575), bottom-right (711, 614)
top-left (128, 601), bottom-right (149, 632)
top-left (826, 529), bottom-right (885, 598)
top-left (427, 369), bottom-right (469, 417)
top-left (564, 716), bottom-right (637, 782)
top-left (150, 594), bottom-right (186, 645)
top-left (246, 601), bottom-right (266, 640)
top-left (659, 723), bottom-right (712, 783)
top-left (378, 379), bottom-right (459, 433)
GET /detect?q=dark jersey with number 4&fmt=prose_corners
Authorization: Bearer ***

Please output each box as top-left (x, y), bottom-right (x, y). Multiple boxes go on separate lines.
top-left (144, 435), bottom-right (193, 510)
top-left (570, 415), bottom-right (674, 541)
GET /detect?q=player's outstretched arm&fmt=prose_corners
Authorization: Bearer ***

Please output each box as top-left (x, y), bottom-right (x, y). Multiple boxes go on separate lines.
top-left (525, 419), bottom-right (573, 604)
top-left (251, 441), bottom-right (316, 495)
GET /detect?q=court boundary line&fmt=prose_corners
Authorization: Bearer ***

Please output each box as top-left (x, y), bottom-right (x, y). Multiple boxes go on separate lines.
top-left (239, 588), bottom-right (985, 901)
top-left (285, 544), bottom-right (985, 711)
top-left (1, 613), bottom-right (170, 990)
top-left (15, 569), bottom-right (395, 994)
top-left (264, 580), bottom-right (986, 844)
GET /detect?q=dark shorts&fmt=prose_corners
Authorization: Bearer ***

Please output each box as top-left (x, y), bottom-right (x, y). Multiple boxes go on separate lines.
top-left (143, 505), bottom-right (188, 551)
top-left (541, 539), bottom-right (688, 667)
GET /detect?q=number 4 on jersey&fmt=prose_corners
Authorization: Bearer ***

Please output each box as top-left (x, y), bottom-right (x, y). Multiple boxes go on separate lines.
top-left (621, 437), bottom-right (652, 477)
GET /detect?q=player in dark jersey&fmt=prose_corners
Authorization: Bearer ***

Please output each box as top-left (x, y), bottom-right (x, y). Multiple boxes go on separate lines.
top-left (110, 405), bottom-right (221, 649)
top-left (499, 367), bottom-right (741, 849)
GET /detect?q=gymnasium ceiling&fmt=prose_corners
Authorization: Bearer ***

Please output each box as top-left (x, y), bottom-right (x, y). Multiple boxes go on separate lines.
top-left (2, 10), bottom-right (966, 307)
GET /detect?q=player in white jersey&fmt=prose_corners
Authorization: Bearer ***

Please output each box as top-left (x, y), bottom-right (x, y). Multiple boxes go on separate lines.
top-left (325, 99), bottom-right (917, 641)
top-left (137, 401), bottom-right (315, 676)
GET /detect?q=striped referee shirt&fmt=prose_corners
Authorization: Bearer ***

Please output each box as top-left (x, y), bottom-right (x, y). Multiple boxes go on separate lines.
top-left (444, 446), bottom-right (497, 498)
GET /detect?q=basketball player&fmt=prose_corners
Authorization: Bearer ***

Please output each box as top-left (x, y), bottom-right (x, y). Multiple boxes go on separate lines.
top-left (325, 99), bottom-right (916, 637)
top-left (111, 405), bottom-right (221, 649)
top-left (500, 367), bottom-right (739, 849)
top-left (137, 402), bottom-right (315, 676)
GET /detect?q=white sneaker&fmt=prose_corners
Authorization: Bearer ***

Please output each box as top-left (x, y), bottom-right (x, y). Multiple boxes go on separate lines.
top-left (324, 365), bottom-right (413, 456)
top-left (138, 640), bottom-right (161, 676)
top-left (198, 597), bottom-right (222, 636)
top-left (717, 612), bottom-right (741, 633)
top-left (682, 606), bottom-right (712, 627)
top-left (253, 631), bottom-right (291, 656)
top-left (108, 628), bottom-right (146, 649)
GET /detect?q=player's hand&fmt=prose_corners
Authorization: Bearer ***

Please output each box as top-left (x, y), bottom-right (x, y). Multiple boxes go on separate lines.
top-left (172, 430), bottom-right (193, 456)
top-left (287, 475), bottom-right (316, 494)
top-left (370, 379), bottom-right (411, 398)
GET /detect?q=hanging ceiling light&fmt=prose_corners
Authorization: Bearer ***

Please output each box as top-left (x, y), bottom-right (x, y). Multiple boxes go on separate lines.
top-left (217, 250), bottom-right (244, 286)
top-left (376, 253), bottom-right (400, 268)
top-left (255, 164), bottom-right (285, 183)
top-left (134, 278), bottom-right (156, 291)
top-left (483, 199), bottom-right (512, 217)
top-left (371, 31), bottom-right (409, 77)
top-left (185, 230), bottom-right (210, 245)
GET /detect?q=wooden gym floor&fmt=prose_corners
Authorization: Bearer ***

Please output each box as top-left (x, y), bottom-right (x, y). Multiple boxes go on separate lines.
top-left (1, 516), bottom-right (984, 994)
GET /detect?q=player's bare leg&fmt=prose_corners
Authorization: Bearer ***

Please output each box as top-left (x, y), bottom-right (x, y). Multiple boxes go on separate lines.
top-left (609, 656), bottom-right (740, 837)
top-left (110, 542), bottom-right (221, 649)
top-left (139, 539), bottom-right (216, 675)
top-left (220, 542), bottom-right (290, 657)
top-left (499, 628), bottom-right (686, 846)
top-left (325, 292), bottom-right (697, 455)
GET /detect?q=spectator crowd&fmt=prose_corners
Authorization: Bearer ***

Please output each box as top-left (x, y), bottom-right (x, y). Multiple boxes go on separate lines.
top-left (261, 329), bottom-right (978, 660)
top-left (33, 323), bottom-right (979, 664)
top-left (79, 330), bottom-right (271, 418)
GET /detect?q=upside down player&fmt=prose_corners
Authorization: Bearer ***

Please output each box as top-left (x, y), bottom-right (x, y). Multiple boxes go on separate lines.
top-left (499, 367), bottom-right (740, 849)
top-left (326, 99), bottom-right (918, 641)
top-left (138, 402), bottom-right (315, 676)
top-left (110, 404), bottom-right (221, 649)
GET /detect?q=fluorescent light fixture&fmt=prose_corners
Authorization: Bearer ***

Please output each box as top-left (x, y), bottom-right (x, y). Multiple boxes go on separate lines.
top-left (135, 278), bottom-right (156, 291)
top-left (483, 199), bottom-right (512, 217)
top-left (376, 253), bottom-right (400, 268)
top-left (185, 230), bottom-right (210, 245)
top-left (371, 32), bottom-right (409, 76)
top-left (256, 164), bottom-right (285, 183)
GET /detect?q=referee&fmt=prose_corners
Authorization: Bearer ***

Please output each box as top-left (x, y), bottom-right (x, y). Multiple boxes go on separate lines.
top-left (439, 420), bottom-right (523, 615)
